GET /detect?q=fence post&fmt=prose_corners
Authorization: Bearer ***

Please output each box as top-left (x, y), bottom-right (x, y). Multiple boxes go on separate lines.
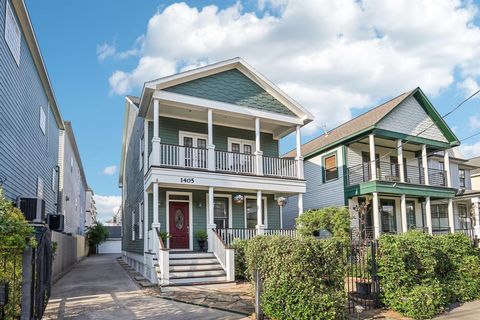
top-left (254, 269), bottom-right (264, 320)
top-left (20, 246), bottom-right (33, 320)
top-left (370, 240), bottom-right (380, 308)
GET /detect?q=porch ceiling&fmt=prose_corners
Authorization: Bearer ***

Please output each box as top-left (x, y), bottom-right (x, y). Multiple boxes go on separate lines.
top-left (351, 136), bottom-right (423, 153)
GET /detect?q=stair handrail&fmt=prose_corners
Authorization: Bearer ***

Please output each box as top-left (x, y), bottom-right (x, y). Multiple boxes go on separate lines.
top-left (153, 227), bottom-right (169, 285)
top-left (211, 228), bottom-right (235, 281)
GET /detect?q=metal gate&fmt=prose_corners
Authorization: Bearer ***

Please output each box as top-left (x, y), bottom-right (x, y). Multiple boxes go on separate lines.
top-left (345, 239), bottom-right (380, 314)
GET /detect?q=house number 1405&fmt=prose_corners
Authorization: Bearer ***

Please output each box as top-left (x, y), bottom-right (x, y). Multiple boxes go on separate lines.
top-left (180, 178), bottom-right (195, 183)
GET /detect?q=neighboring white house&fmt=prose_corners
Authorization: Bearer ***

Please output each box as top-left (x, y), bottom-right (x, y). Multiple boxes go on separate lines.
top-left (58, 121), bottom-right (89, 235)
top-left (466, 156), bottom-right (480, 191)
top-left (85, 187), bottom-right (97, 228)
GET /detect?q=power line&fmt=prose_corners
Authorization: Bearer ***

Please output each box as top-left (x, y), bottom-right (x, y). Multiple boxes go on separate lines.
top-left (459, 131), bottom-right (480, 143)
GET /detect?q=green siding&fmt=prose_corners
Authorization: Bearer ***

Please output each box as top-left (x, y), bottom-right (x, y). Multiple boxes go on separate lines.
top-left (164, 69), bottom-right (295, 116)
top-left (157, 116), bottom-right (279, 157)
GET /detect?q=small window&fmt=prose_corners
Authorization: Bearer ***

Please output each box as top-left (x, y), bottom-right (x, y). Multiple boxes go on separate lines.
top-left (5, 1), bottom-right (21, 65)
top-left (70, 157), bottom-right (74, 172)
top-left (40, 107), bottom-right (46, 135)
top-left (139, 134), bottom-right (144, 171)
top-left (37, 176), bottom-right (44, 199)
top-left (132, 210), bottom-right (136, 241)
top-left (52, 168), bottom-right (57, 192)
top-left (459, 169), bottom-right (466, 188)
top-left (214, 197), bottom-right (229, 229)
top-left (139, 202), bottom-right (144, 240)
top-left (324, 153), bottom-right (338, 182)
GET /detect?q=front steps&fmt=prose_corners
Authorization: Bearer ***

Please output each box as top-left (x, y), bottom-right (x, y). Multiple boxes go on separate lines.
top-left (165, 252), bottom-right (229, 286)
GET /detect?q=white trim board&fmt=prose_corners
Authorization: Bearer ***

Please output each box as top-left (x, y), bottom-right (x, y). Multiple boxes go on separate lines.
top-left (244, 196), bottom-right (268, 228)
top-left (166, 191), bottom-right (193, 251)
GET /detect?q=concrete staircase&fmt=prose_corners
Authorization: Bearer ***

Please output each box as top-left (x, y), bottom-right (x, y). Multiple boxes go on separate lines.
top-left (165, 252), bottom-right (229, 286)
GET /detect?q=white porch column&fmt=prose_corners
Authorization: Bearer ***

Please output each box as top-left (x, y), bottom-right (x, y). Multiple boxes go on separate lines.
top-left (369, 134), bottom-right (377, 180)
top-left (372, 192), bottom-right (380, 238)
top-left (472, 198), bottom-right (480, 238)
top-left (152, 182), bottom-right (160, 228)
top-left (207, 186), bottom-right (216, 252)
top-left (295, 125), bottom-right (304, 179)
top-left (144, 121), bottom-right (149, 171)
top-left (144, 190), bottom-right (149, 253)
top-left (425, 197), bottom-right (433, 235)
top-left (207, 109), bottom-right (215, 171)
top-left (397, 140), bottom-right (405, 183)
top-left (401, 194), bottom-right (408, 233)
top-left (254, 118), bottom-right (263, 176)
top-left (151, 99), bottom-right (161, 166)
top-left (422, 144), bottom-right (429, 185)
top-left (444, 151), bottom-right (452, 187)
top-left (256, 190), bottom-right (265, 234)
top-left (448, 198), bottom-right (455, 234)
top-left (298, 193), bottom-right (304, 216)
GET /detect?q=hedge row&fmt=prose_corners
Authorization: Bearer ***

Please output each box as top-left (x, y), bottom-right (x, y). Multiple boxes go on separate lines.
top-left (377, 231), bottom-right (480, 319)
top-left (244, 236), bottom-right (346, 320)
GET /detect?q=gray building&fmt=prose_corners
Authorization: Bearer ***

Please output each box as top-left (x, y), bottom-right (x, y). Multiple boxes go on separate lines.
top-left (0, 0), bottom-right (64, 215)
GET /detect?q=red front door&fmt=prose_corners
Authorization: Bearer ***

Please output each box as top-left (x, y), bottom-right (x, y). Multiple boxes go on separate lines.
top-left (169, 202), bottom-right (189, 249)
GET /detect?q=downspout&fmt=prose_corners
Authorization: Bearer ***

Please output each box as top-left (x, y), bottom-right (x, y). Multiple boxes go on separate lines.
top-left (55, 165), bottom-right (61, 214)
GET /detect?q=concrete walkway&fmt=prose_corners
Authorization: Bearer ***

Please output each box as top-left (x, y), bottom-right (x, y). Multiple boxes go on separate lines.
top-left (435, 300), bottom-right (480, 319)
top-left (43, 254), bottom-right (247, 320)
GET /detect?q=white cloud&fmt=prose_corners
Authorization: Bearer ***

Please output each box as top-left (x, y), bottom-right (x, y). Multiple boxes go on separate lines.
top-left (469, 114), bottom-right (480, 130)
top-left (93, 195), bottom-right (121, 223)
top-left (102, 165), bottom-right (117, 175)
top-left (97, 43), bottom-right (116, 61)
top-left (459, 77), bottom-right (480, 98)
top-left (97, 40), bottom-right (140, 62)
top-left (460, 141), bottom-right (480, 158)
top-left (106, 0), bottom-right (480, 131)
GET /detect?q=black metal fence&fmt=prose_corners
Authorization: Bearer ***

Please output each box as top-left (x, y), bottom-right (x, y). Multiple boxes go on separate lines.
top-left (0, 225), bottom-right (53, 319)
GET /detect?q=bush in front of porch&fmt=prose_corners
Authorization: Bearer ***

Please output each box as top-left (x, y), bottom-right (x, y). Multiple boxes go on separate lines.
top-left (295, 206), bottom-right (350, 244)
top-left (377, 231), bottom-right (480, 320)
top-left (244, 236), bottom-right (346, 320)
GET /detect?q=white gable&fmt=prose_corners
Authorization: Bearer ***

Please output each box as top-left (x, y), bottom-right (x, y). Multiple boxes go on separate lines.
top-left (376, 96), bottom-right (448, 143)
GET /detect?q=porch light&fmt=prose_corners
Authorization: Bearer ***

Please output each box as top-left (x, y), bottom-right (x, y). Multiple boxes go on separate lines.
top-left (197, 201), bottom-right (204, 208)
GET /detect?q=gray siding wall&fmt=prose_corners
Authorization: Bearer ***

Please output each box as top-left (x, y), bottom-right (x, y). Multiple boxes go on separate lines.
top-left (148, 116), bottom-right (279, 157)
top-left (283, 146), bottom-right (345, 229)
top-left (0, 0), bottom-right (60, 214)
top-left (377, 96), bottom-right (448, 142)
top-left (122, 116), bottom-right (145, 254)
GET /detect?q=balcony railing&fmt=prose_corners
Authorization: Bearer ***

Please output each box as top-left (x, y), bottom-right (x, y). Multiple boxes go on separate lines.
top-left (152, 143), bottom-right (300, 179)
top-left (347, 161), bottom-right (447, 187)
top-left (215, 228), bottom-right (297, 247)
top-left (215, 150), bottom-right (255, 174)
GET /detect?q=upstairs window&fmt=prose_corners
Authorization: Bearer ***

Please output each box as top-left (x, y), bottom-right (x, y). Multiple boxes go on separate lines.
top-left (323, 153), bottom-right (338, 182)
top-left (40, 107), bottom-right (46, 135)
top-left (459, 169), bottom-right (466, 188)
top-left (139, 202), bottom-right (144, 240)
top-left (5, 1), bottom-right (21, 65)
top-left (139, 134), bottom-right (144, 171)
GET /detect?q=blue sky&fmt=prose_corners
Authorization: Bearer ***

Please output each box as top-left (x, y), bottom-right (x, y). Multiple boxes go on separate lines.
top-left (26, 0), bottom-right (480, 221)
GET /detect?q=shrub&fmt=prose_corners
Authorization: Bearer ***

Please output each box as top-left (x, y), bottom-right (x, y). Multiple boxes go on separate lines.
top-left (230, 239), bottom-right (248, 280)
top-left (86, 222), bottom-right (109, 251)
top-left (245, 236), bottom-right (346, 320)
top-left (296, 206), bottom-right (350, 244)
top-left (377, 231), bottom-right (480, 319)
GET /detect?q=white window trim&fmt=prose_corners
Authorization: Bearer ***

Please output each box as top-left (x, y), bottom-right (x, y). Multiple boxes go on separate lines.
top-left (139, 201), bottom-right (144, 240)
top-left (205, 193), bottom-right (233, 229)
top-left (165, 191), bottom-right (193, 251)
top-left (4, 1), bottom-right (21, 65)
top-left (131, 210), bottom-right (136, 241)
top-left (244, 195), bottom-right (268, 228)
top-left (51, 168), bottom-right (56, 192)
top-left (227, 137), bottom-right (255, 152)
top-left (178, 131), bottom-right (208, 147)
top-left (37, 176), bottom-right (44, 199)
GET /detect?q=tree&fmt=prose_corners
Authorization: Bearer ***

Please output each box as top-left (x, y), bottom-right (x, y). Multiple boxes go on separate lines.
top-left (86, 222), bottom-right (109, 254)
top-left (0, 188), bottom-right (34, 248)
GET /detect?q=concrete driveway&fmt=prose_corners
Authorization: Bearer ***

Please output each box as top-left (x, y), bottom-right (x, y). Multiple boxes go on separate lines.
top-left (43, 254), bottom-right (246, 320)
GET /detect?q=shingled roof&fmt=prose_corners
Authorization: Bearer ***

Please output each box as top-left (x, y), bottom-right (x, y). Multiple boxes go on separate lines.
top-left (284, 89), bottom-right (415, 158)
top-left (466, 156), bottom-right (480, 175)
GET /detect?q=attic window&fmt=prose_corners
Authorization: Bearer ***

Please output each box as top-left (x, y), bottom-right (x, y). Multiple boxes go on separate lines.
top-left (5, 1), bottom-right (21, 65)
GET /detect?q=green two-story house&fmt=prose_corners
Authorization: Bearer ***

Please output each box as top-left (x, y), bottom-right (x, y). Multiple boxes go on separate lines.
top-left (119, 58), bottom-right (314, 286)
top-left (284, 88), bottom-right (480, 240)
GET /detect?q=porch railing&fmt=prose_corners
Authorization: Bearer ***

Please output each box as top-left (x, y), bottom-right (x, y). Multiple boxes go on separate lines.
top-left (347, 161), bottom-right (447, 187)
top-left (263, 156), bottom-right (297, 179)
top-left (215, 228), bottom-right (297, 247)
top-left (151, 227), bottom-right (169, 285)
top-left (159, 143), bottom-right (208, 170)
top-left (215, 150), bottom-right (255, 174)
top-left (210, 229), bottom-right (235, 281)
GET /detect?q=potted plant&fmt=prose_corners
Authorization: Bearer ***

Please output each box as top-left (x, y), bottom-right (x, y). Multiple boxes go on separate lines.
top-left (159, 232), bottom-right (170, 244)
top-left (195, 230), bottom-right (208, 252)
